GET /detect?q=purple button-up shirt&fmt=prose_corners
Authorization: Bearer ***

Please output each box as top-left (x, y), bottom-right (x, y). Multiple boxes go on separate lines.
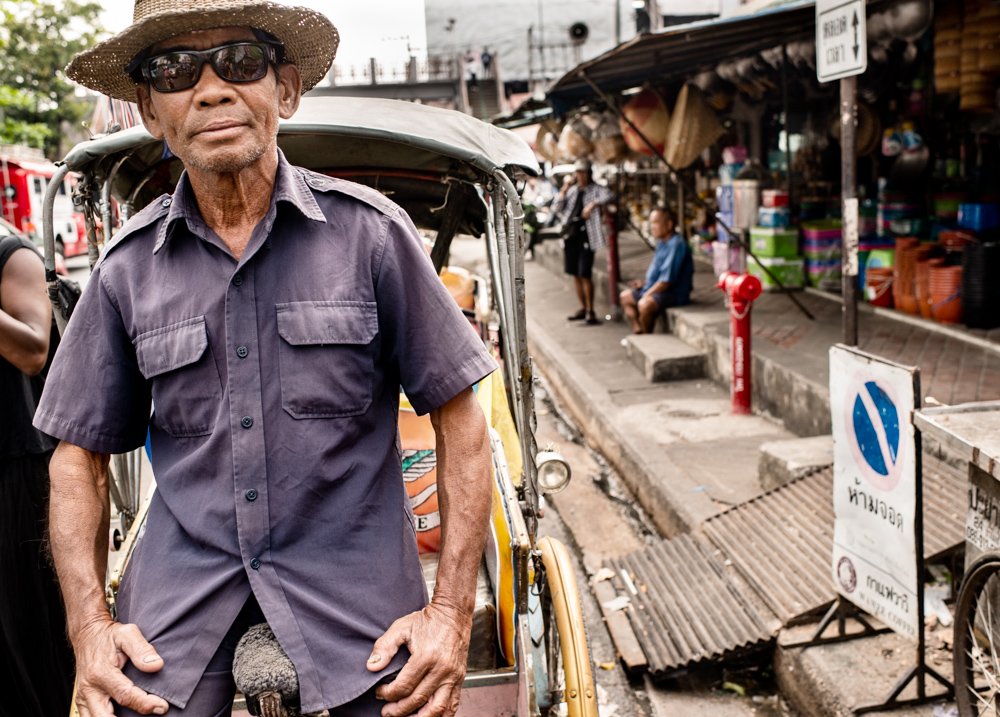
top-left (35, 151), bottom-right (496, 711)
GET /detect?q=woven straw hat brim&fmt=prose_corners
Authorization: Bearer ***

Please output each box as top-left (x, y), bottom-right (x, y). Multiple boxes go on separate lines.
top-left (66, 1), bottom-right (338, 102)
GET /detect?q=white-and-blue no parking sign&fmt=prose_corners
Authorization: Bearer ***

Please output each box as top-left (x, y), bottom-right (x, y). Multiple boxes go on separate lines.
top-left (830, 345), bottom-right (921, 641)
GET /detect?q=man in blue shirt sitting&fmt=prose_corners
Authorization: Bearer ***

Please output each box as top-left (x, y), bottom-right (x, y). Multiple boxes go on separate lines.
top-left (620, 207), bottom-right (694, 334)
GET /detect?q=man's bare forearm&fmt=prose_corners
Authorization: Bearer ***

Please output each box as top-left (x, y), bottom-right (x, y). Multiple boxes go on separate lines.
top-left (49, 441), bottom-right (114, 640)
top-left (429, 387), bottom-right (492, 616)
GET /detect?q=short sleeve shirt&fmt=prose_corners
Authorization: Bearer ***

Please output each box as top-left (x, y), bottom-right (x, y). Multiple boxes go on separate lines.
top-left (34, 151), bottom-right (497, 711)
top-left (642, 233), bottom-right (694, 305)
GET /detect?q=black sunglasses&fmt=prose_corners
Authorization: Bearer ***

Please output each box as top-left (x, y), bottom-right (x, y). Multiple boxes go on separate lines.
top-left (139, 41), bottom-right (283, 93)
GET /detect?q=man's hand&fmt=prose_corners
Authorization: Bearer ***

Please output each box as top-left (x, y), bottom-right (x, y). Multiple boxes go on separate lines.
top-left (368, 602), bottom-right (472, 717)
top-left (581, 202), bottom-right (594, 220)
top-left (629, 279), bottom-right (643, 290)
top-left (73, 618), bottom-right (168, 716)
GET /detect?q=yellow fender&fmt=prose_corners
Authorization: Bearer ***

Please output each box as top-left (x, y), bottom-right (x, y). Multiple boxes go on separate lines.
top-left (536, 536), bottom-right (599, 717)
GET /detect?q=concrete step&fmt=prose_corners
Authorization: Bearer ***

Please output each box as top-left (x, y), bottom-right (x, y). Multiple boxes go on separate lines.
top-left (758, 435), bottom-right (834, 491)
top-left (623, 334), bottom-right (707, 382)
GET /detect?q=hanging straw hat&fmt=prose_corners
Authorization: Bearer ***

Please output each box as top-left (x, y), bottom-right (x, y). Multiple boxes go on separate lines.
top-left (66, 0), bottom-right (339, 102)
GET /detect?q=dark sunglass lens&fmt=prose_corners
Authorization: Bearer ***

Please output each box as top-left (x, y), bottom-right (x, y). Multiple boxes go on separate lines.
top-left (149, 53), bottom-right (200, 92)
top-left (214, 44), bottom-right (268, 82)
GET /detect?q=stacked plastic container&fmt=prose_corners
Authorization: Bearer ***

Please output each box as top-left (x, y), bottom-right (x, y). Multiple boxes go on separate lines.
top-left (747, 190), bottom-right (804, 291)
top-left (802, 219), bottom-right (842, 290)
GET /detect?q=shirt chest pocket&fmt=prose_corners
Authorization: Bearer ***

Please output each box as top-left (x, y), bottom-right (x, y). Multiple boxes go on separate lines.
top-left (276, 301), bottom-right (378, 419)
top-left (134, 316), bottom-right (222, 437)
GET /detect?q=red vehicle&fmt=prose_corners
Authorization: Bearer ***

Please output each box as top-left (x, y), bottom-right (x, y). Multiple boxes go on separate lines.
top-left (1, 147), bottom-right (87, 259)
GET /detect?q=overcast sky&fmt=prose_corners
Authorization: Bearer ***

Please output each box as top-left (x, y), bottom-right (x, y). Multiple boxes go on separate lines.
top-left (99, 1), bottom-right (428, 71)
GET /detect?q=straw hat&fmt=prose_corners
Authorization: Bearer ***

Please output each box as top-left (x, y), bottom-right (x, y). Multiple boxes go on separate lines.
top-left (66, 0), bottom-right (339, 102)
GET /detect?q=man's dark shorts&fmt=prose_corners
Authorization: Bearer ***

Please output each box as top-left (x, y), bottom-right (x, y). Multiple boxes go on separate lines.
top-left (563, 234), bottom-right (595, 279)
top-left (631, 287), bottom-right (674, 314)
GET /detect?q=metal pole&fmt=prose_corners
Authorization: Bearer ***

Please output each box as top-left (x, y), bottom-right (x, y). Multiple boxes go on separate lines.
top-left (615, 0), bottom-right (622, 44)
top-left (781, 44), bottom-right (792, 206)
top-left (840, 75), bottom-right (859, 346)
top-left (538, 0), bottom-right (545, 81)
top-left (606, 205), bottom-right (622, 320)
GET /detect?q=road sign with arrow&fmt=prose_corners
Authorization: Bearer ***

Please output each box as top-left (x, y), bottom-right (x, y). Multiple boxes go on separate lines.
top-left (816, 0), bottom-right (867, 83)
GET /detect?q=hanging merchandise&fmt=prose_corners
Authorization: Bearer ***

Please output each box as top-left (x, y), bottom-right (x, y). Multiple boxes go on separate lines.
top-left (534, 125), bottom-right (560, 164)
top-left (979, 1), bottom-right (1000, 73)
top-left (663, 84), bottom-right (725, 170)
top-left (960, 0), bottom-right (996, 112)
top-left (556, 116), bottom-right (593, 161)
top-left (619, 88), bottom-right (670, 156)
top-left (592, 112), bottom-right (628, 164)
top-left (934, 1), bottom-right (962, 93)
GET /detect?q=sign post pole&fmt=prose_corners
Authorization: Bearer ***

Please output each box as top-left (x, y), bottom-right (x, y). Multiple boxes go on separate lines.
top-left (841, 76), bottom-right (859, 346)
top-left (817, 0), bottom-right (866, 345)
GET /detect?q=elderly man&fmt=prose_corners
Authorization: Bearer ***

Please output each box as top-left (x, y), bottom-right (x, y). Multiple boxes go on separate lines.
top-left (35, 2), bottom-right (495, 716)
top-left (619, 207), bottom-right (693, 334)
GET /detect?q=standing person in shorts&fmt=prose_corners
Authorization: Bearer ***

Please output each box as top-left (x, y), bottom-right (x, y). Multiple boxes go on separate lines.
top-left (620, 207), bottom-right (693, 334)
top-left (552, 159), bottom-right (614, 325)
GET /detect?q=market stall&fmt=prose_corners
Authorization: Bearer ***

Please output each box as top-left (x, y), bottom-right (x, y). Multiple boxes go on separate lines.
top-left (539, 0), bottom-right (1000, 330)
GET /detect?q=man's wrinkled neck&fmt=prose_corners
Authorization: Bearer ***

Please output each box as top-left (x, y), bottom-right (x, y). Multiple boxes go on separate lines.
top-left (186, 146), bottom-right (279, 238)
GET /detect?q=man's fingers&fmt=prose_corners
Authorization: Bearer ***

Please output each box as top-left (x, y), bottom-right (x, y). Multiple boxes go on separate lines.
top-left (114, 623), bottom-right (164, 673)
top-left (368, 619), bottom-right (408, 672)
top-left (102, 671), bottom-right (169, 715)
top-left (79, 685), bottom-right (116, 717)
top-left (414, 683), bottom-right (460, 717)
top-left (384, 678), bottom-right (459, 717)
top-left (374, 655), bottom-right (435, 703)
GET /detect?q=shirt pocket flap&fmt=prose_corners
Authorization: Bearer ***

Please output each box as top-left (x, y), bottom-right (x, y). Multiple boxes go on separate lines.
top-left (276, 301), bottom-right (377, 346)
top-left (134, 317), bottom-right (209, 378)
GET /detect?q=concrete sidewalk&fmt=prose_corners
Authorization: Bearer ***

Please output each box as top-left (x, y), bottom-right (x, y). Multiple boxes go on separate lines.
top-left (524, 230), bottom-right (988, 716)
top-left (534, 230), bottom-right (1000, 436)
top-left (525, 259), bottom-right (796, 537)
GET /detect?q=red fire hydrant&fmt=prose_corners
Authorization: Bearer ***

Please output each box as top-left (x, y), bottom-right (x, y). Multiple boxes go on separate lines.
top-left (717, 272), bottom-right (762, 415)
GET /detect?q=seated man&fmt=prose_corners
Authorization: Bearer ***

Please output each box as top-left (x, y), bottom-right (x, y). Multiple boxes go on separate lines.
top-left (620, 207), bottom-right (693, 334)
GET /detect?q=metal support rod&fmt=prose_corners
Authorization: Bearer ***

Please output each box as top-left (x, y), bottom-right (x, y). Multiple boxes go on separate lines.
top-left (577, 70), bottom-right (816, 322)
top-left (606, 206), bottom-right (622, 320)
top-left (840, 76), bottom-right (859, 346)
top-left (41, 163), bottom-right (71, 334)
top-left (781, 44), bottom-right (793, 208)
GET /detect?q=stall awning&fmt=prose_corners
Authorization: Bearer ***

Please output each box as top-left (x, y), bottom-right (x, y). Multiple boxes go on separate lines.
top-left (546, 0), bottom-right (826, 114)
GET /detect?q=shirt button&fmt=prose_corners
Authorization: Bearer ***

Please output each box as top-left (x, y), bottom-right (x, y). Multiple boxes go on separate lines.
top-left (250, 557), bottom-right (261, 570)
top-left (241, 416), bottom-right (254, 429)
top-left (233, 273), bottom-right (243, 286)
top-left (245, 488), bottom-right (258, 502)
top-left (162, 198), bottom-right (172, 207)
top-left (236, 345), bottom-right (249, 359)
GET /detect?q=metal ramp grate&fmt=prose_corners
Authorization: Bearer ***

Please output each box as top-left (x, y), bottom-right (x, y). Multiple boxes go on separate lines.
top-left (606, 533), bottom-right (778, 677)
top-left (600, 454), bottom-right (967, 678)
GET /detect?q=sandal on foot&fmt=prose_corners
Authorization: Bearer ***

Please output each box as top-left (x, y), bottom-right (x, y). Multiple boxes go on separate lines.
top-left (584, 312), bottom-right (601, 325)
top-left (567, 309), bottom-right (587, 321)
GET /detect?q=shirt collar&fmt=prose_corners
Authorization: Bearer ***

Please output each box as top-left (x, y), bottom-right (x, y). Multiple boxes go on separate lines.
top-left (153, 149), bottom-right (326, 254)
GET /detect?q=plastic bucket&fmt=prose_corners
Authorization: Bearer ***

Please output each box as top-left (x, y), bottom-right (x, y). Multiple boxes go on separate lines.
top-left (865, 267), bottom-right (894, 308)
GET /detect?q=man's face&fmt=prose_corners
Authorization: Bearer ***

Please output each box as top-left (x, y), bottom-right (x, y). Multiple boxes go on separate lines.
top-left (136, 26), bottom-right (301, 175)
top-left (575, 169), bottom-right (590, 186)
top-left (650, 210), bottom-right (673, 239)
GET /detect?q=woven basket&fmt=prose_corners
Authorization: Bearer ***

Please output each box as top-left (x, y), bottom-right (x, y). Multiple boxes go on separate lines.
top-left (557, 117), bottom-right (593, 162)
top-left (663, 84), bottom-right (724, 169)
top-left (619, 89), bottom-right (670, 156)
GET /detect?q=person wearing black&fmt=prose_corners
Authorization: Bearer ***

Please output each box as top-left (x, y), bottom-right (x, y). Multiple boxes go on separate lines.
top-left (0, 232), bottom-right (74, 716)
